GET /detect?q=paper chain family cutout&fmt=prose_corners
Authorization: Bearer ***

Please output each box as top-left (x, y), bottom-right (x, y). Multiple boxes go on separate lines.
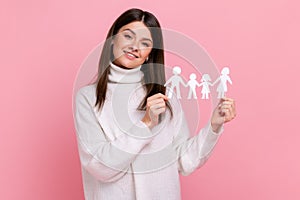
top-left (164, 66), bottom-right (232, 100)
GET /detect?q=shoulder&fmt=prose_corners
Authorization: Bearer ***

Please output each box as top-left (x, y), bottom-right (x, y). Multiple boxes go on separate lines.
top-left (75, 83), bottom-right (97, 104)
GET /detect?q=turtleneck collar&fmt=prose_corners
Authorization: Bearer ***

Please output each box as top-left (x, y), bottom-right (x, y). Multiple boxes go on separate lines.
top-left (108, 61), bottom-right (144, 83)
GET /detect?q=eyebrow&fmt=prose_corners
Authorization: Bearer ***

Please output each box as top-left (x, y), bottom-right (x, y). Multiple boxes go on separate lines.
top-left (123, 28), bottom-right (153, 43)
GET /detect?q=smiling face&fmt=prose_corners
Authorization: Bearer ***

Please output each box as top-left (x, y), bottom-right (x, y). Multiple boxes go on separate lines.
top-left (112, 21), bottom-right (153, 69)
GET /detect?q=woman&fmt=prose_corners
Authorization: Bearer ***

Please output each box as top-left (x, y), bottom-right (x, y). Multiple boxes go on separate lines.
top-left (74, 8), bottom-right (236, 200)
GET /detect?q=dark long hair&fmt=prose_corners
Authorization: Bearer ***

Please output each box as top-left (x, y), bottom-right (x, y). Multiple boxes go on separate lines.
top-left (92, 8), bottom-right (173, 119)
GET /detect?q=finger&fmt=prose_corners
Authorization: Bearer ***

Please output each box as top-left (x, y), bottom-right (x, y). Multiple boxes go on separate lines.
top-left (221, 97), bottom-right (234, 102)
top-left (220, 104), bottom-right (232, 114)
top-left (224, 106), bottom-right (236, 122)
top-left (218, 103), bottom-right (232, 112)
top-left (219, 99), bottom-right (236, 120)
top-left (147, 98), bottom-right (165, 107)
top-left (218, 108), bottom-right (226, 116)
top-left (220, 101), bottom-right (233, 106)
top-left (218, 98), bottom-right (230, 107)
top-left (219, 100), bottom-right (235, 112)
top-left (147, 93), bottom-right (168, 101)
top-left (219, 104), bottom-right (232, 110)
top-left (150, 102), bottom-right (166, 110)
top-left (226, 100), bottom-right (236, 118)
top-left (232, 101), bottom-right (236, 117)
top-left (148, 93), bottom-right (167, 101)
top-left (154, 107), bottom-right (166, 115)
top-left (222, 108), bottom-right (231, 122)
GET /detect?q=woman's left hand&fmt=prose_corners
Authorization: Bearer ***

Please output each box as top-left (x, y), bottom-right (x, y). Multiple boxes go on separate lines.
top-left (210, 97), bottom-right (236, 133)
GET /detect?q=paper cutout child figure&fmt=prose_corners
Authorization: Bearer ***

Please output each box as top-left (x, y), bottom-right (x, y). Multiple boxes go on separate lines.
top-left (164, 66), bottom-right (187, 99)
top-left (199, 74), bottom-right (213, 99)
top-left (213, 67), bottom-right (232, 99)
top-left (186, 73), bottom-right (201, 99)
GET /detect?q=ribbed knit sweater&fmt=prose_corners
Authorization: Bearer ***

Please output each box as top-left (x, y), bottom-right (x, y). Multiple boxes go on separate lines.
top-left (74, 61), bottom-right (224, 200)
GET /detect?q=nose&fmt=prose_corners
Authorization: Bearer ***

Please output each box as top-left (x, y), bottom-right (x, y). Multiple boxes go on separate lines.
top-left (128, 41), bottom-right (139, 52)
top-left (128, 46), bottom-right (137, 52)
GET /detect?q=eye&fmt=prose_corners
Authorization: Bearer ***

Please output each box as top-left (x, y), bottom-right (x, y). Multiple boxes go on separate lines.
top-left (124, 34), bottom-right (133, 39)
top-left (141, 42), bottom-right (150, 47)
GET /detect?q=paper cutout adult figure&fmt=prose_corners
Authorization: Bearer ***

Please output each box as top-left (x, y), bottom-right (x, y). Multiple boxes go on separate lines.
top-left (213, 67), bottom-right (232, 99)
top-left (199, 74), bottom-right (213, 100)
top-left (186, 73), bottom-right (201, 99)
top-left (164, 66), bottom-right (187, 99)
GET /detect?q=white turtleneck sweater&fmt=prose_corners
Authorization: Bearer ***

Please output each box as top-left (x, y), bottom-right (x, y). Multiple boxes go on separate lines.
top-left (74, 61), bottom-right (224, 200)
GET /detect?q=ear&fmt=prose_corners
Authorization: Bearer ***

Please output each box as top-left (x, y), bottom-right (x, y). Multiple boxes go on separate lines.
top-left (111, 37), bottom-right (114, 45)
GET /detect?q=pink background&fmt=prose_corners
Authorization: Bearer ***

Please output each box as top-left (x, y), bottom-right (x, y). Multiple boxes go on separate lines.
top-left (1, 0), bottom-right (299, 199)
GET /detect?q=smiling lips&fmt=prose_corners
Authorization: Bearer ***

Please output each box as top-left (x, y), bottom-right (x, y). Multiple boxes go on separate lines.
top-left (123, 50), bottom-right (139, 60)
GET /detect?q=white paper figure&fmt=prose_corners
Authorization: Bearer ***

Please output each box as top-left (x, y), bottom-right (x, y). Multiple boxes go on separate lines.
top-left (186, 73), bottom-right (201, 99)
top-left (213, 67), bottom-right (232, 99)
top-left (199, 74), bottom-right (213, 99)
top-left (164, 66), bottom-right (187, 99)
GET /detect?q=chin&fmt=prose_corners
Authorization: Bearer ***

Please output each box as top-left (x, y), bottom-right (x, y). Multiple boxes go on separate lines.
top-left (118, 58), bottom-right (141, 69)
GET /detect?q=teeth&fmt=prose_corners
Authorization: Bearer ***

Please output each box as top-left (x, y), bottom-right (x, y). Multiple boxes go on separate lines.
top-left (124, 51), bottom-right (137, 58)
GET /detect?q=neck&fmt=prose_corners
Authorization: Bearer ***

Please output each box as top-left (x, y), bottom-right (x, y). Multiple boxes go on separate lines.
top-left (108, 61), bottom-right (144, 83)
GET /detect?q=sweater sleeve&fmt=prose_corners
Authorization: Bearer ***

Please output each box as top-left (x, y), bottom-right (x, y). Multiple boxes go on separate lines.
top-left (173, 111), bottom-right (224, 176)
top-left (74, 88), bottom-right (155, 183)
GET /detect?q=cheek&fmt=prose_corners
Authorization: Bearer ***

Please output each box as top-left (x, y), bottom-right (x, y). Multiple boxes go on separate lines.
top-left (140, 49), bottom-right (152, 59)
top-left (114, 36), bottom-right (132, 48)
top-left (112, 40), bottom-right (124, 57)
top-left (112, 46), bottom-right (119, 58)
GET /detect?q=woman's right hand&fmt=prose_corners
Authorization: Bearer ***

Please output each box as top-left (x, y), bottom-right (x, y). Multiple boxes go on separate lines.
top-left (141, 93), bottom-right (169, 129)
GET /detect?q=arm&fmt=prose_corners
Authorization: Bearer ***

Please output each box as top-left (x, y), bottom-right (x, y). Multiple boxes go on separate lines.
top-left (74, 89), bottom-right (155, 183)
top-left (180, 77), bottom-right (188, 87)
top-left (227, 76), bottom-right (233, 85)
top-left (164, 77), bottom-right (172, 87)
top-left (173, 112), bottom-right (224, 176)
top-left (174, 97), bottom-right (236, 176)
top-left (212, 77), bottom-right (220, 86)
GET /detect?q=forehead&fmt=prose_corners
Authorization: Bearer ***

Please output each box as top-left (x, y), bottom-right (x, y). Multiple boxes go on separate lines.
top-left (118, 21), bottom-right (152, 38)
